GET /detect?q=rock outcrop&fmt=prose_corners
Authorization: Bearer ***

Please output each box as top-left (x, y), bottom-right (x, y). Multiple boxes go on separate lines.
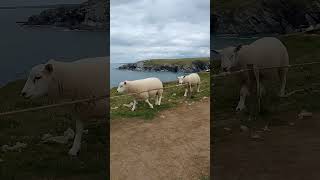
top-left (118, 60), bottom-right (210, 73)
top-left (23, 0), bottom-right (108, 31)
top-left (212, 0), bottom-right (320, 35)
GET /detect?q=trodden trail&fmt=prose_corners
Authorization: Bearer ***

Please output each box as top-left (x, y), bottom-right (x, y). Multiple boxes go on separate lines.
top-left (110, 98), bottom-right (210, 180)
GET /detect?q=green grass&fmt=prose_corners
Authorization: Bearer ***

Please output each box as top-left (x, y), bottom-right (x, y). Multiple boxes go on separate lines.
top-left (212, 34), bottom-right (320, 131)
top-left (143, 57), bottom-right (209, 66)
top-left (0, 80), bottom-right (107, 179)
top-left (213, 0), bottom-right (315, 11)
top-left (111, 72), bottom-right (210, 120)
top-left (199, 176), bottom-right (210, 180)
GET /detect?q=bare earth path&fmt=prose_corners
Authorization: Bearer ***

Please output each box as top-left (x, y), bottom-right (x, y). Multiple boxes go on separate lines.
top-left (110, 99), bottom-right (210, 180)
top-left (214, 112), bottom-right (320, 180)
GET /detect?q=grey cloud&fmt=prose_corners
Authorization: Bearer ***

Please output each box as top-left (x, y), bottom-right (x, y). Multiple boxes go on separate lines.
top-left (111, 0), bottom-right (210, 63)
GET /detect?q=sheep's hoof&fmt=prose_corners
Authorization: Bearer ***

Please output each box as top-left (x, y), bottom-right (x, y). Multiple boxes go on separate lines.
top-left (68, 148), bottom-right (79, 156)
top-left (236, 105), bottom-right (246, 112)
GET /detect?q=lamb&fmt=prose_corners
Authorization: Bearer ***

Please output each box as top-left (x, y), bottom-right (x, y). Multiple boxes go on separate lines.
top-left (214, 37), bottom-right (289, 111)
top-left (177, 73), bottom-right (201, 97)
top-left (117, 77), bottom-right (163, 111)
top-left (21, 57), bottom-right (108, 156)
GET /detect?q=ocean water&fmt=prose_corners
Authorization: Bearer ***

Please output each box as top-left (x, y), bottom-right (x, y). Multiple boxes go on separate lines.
top-left (0, 6), bottom-right (260, 89)
top-left (0, 8), bottom-right (108, 87)
top-left (110, 63), bottom-right (185, 88)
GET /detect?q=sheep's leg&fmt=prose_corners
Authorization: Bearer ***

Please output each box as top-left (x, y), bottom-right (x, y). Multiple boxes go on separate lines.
top-left (189, 84), bottom-right (193, 93)
top-left (184, 88), bottom-right (188, 97)
top-left (145, 99), bottom-right (154, 109)
top-left (155, 94), bottom-right (159, 105)
top-left (131, 100), bottom-right (137, 111)
top-left (197, 83), bottom-right (200, 93)
top-left (158, 93), bottom-right (163, 105)
top-left (236, 84), bottom-right (249, 111)
top-left (278, 68), bottom-right (288, 97)
top-left (68, 119), bottom-right (84, 156)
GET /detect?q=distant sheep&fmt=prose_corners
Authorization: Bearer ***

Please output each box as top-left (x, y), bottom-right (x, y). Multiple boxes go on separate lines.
top-left (21, 57), bottom-right (108, 156)
top-left (177, 73), bottom-right (201, 97)
top-left (214, 37), bottom-right (289, 111)
top-left (117, 77), bottom-right (163, 111)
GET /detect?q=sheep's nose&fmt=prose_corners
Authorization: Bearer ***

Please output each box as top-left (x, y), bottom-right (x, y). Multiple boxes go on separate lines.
top-left (21, 92), bottom-right (26, 97)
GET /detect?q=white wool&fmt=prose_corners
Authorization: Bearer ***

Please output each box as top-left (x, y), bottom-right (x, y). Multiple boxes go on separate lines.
top-left (47, 57), bottom-right (108, 118)
top-left (217, 37), bottom-right (289, 111)
top-left (235, 37), bottom-right (289, 79)
top-left (181, 73), bottom-right (201, 85)
top-left (123, 77), bottom-right (163, 100)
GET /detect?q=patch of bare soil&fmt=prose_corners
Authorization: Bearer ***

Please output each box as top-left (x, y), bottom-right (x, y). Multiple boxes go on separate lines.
top-left (213, 112), bottom-right (320, 180)
top-left (111, 99), bottom-right (210, 180)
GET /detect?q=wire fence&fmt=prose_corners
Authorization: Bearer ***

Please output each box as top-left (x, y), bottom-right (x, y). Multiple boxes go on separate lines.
top-left (1, 60), bottom-right (320, 118)
top-left (0, 78), bottom-right (210, 117)
top-left (213, 60), bottom-right (320, 127)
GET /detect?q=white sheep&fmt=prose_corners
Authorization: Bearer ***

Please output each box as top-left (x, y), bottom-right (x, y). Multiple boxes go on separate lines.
top-left (117, 77), bottom-right (163, 111)
top-left (21, 57), bottom-right (108, 156)
top-left (177, 73), bottom-right (201, 97)
top-left (214, 37), bottom-right (289, 111)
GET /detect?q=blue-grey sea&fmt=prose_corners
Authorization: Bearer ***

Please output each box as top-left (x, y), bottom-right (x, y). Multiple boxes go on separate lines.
top-left (0, 8), bottom-right (107, 87)
top-left (0, 4), bottom-right (260, 89)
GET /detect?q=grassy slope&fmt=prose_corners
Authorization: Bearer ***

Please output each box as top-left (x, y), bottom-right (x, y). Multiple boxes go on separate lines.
top-left (213, 34), bottom-right (320, 130)
top-left (0, 80), bottom-right (107, 179)
top-left (143, 57), bottom-right (209, 66)
top-left (111, 72), bottom-right (210, 120)
top-left (213, 0), bottom-right (314, 11)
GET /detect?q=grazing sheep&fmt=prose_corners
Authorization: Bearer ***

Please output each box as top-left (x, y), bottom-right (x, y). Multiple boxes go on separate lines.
top-left (178, 73), bottom-right (201, 97)
top-left (214, 37), bottom-right (289, 111)
top-left (117, 78), bottom-right (163, 111)
top-left (21, 57), bottom-right (108, 156)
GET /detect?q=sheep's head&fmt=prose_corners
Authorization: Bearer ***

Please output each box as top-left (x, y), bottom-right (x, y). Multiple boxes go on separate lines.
top-left (177, 76), bottom-right (185, 84)
top-left (117, 81), bottom-right (128, 93)
top-left (215, 45), bottom-right (242, 72)
top-left (21, 63), bottom-right (54, 99)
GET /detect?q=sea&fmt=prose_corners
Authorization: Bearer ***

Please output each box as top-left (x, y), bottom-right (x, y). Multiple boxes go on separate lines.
top-left (0, 4), bottom-right (259, 89)
top-left (0, 7), bottom-right (107, 87)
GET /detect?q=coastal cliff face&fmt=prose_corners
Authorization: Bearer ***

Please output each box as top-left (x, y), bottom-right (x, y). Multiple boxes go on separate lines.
top-left (212, 0), bottom-right (320, 35)
top-left (118, 60), bottom-right (210, 73)
top-left (24, 0), bottom-right (108, 31)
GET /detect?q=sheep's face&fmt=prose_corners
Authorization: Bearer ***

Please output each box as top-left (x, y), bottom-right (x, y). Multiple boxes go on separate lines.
top-left (117, 81), bottom-right (128, 93)
top-left (21, 63), bottom-right (53, 99)
top-left (177, 76), bottom-right (185, 84)
top-left (219, 46), bottom-right (241, 72)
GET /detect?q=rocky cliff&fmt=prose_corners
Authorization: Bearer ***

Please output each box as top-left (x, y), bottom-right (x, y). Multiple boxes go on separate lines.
top-left (212, 0), bottom-right (320, 35)
top-left (118, 59), bottom-right (210, 73)
top-left (23, 0), bottom-right (108, 31)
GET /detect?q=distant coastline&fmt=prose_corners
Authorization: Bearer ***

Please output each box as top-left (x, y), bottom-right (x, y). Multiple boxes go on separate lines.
top-left (118, 58), bottom-right (210, 73)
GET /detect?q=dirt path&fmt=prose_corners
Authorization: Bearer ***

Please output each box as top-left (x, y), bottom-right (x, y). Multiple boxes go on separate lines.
top-left (110, 99), bottom-right (210, 180)
top-left (214, 112), bottom-right (320, 180)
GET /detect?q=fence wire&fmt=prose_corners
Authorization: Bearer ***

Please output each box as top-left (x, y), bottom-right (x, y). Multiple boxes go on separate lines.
top-left (1, 61), bottom-right (320, 117)
top-left (0, 79), bottom-right (209, 117)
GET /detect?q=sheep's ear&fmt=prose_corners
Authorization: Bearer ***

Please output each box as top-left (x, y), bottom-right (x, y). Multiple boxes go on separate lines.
top-left (234, 45), bottom-right (242, 52)
top-left (45, 64), bottom-right (53, 73)
top-left (211, 49), bottom-right (222, 54)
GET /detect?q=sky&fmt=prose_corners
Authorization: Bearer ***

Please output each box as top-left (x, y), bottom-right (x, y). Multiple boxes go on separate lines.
top-left (110, 0), bottom-right (210, 63)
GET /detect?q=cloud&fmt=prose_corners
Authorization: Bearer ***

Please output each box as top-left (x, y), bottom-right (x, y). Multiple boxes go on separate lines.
top-left (111, 0), bottom-right (210, 63)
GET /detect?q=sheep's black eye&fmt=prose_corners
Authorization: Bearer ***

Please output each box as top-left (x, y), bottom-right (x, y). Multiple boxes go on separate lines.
top-left (33, 76), bottom-right (42, 83)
